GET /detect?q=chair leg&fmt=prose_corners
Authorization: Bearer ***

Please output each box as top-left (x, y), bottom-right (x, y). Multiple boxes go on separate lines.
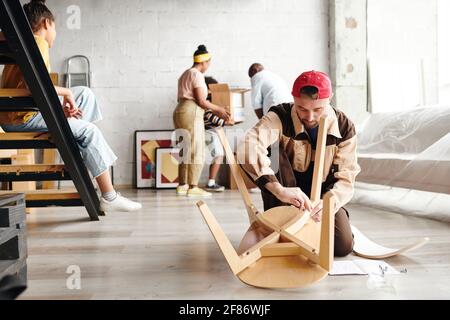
top-left (196, 201), bottom-right (244, 275)
top-left (319, 192), bottom-right (335, 271)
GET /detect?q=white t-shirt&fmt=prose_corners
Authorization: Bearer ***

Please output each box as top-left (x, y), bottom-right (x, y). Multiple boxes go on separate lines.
top-left (251, 70), bottom-right (293, 115)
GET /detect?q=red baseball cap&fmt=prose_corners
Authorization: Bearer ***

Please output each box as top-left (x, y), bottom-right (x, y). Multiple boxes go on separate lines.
top-left (292, 71), bottom-right (332, 99)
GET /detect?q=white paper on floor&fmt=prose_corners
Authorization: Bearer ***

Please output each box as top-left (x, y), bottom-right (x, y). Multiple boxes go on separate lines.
top-left (329, 259), bottom-right (400, 276)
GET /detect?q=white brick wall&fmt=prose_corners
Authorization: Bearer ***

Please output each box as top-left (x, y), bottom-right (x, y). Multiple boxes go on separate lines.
top-left (43, 0), bottom-right (329, 185)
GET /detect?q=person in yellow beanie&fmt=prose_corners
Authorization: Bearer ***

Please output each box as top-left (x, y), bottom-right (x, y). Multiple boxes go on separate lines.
top-left (173, 45), bottom-right (230, 197)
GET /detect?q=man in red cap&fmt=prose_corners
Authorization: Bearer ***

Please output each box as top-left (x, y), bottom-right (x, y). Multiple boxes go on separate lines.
top-left (237, 70), bottom-right (361, 256)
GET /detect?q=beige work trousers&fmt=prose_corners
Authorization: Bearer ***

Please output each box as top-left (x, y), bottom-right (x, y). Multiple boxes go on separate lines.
top-left (173, 99), bottom-right (205, 186)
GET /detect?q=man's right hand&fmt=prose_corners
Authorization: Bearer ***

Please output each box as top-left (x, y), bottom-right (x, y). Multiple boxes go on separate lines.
top-left (265, 182), bottom-right (313, 212)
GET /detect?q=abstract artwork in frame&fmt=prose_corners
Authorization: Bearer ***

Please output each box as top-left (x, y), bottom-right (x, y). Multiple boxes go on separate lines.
top-left (155, 147), bottom-right (181, 189)
top-left (135, 130), bottom-right (175, 188)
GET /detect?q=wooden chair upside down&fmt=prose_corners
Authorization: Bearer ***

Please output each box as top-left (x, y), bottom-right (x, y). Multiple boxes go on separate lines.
top-left (197, 117), bottom-right (334, 288)
top-left (197, 117), bottom-right (429, 289)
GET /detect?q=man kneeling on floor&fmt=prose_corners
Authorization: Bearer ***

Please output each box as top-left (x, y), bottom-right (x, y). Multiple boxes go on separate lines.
top-left (237, 71), bottom-right (361, 256)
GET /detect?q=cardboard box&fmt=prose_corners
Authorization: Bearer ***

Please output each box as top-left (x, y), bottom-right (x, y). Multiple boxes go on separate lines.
top-left (209, 84), bottom-right (250, 124)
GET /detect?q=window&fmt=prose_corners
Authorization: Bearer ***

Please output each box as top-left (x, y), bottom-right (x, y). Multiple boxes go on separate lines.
top-left (367, 0), bottom-right (448, 113)
top-left (438, 0), bottom-right (450, 104)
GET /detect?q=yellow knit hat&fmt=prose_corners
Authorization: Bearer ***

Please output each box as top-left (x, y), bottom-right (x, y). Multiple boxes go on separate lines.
top-left (193, 45), bottom-right (210, 63)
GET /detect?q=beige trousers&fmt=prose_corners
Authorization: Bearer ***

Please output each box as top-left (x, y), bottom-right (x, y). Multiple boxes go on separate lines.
top-left (173, 99), bottom-right (205, 186)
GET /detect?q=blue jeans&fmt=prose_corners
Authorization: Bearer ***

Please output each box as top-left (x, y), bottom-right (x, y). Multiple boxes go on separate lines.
top-left (2, 86), bottom-right (117, 178)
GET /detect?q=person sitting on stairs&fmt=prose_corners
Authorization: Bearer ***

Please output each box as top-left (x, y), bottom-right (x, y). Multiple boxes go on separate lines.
top-left (0, 0), bottom-right (141, 212)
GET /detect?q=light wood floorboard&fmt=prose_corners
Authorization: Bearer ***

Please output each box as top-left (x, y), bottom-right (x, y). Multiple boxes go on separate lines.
top-left (17, 189), bottom-right (450, 300)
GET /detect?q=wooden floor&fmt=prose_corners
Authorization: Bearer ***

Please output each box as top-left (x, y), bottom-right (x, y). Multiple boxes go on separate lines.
top-left (18, 189), bottom-right (450, 300)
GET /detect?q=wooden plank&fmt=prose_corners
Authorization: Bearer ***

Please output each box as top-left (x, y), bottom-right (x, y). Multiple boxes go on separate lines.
top-left (0, 132), bottom-right (51, 141)
top-left (0, 164), bottom-right (65, 173)
top-left (215, 127), bottom-right (258, 223)
top-left (240, 232), bottom-right (280, 258)
top-left (0, 88), bottom-right (30, 97)
top-left (260, 242), bottom-right (305, 257)
top-left (319, 192), bottom-right (334, 272)
top-left (0, 150), bottom-right (17, 159)
top-left (238, 232), bottom-right (279, 270)
top-left (0, 127), bottom-right (17, 159)
top-left (257, 214), bottom-right (319, 263)
top-left (49, 73), bottom-right (59, 86)
top-left (0, 189), bottom-right (79, 201)
top-left (26, 190), bottom-right (79, 201)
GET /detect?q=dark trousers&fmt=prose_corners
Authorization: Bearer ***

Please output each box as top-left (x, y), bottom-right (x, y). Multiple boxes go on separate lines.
top-left (257, 145), bottom-right (354, 257)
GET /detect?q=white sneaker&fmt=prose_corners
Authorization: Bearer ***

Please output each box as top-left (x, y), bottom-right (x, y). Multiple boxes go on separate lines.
top-left (100, 193), bottom-right (142, 212)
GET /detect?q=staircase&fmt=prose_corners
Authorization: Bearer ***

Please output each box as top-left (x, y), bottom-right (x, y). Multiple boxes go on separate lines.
top-left (0, 0), bottom-right (103, 220)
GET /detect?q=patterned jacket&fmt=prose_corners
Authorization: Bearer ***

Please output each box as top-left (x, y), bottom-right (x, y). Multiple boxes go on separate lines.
top-left (237, 103), bottom-right (361, 211)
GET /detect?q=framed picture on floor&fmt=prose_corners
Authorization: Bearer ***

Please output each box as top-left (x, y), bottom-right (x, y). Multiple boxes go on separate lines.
top-left (135, 130), bottom-right (175, 189)
top-left (155, 147), bottom-right (181, 189)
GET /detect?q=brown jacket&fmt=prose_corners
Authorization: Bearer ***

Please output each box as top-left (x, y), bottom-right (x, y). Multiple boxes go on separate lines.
top-left (237, 103), bottom-right (361, 212)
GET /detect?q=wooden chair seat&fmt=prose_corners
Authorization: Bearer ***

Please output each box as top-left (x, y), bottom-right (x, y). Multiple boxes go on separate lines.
top-left (238, 254), bottom-right (328, 289)
top-left (237, 206), bottom-right (327, 289)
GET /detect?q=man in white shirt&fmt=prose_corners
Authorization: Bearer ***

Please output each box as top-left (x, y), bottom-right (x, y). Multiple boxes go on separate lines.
top-left (249, 63), bottom-right (293, 119)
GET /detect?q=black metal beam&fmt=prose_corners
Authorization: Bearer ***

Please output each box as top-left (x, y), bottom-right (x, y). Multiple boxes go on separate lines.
top-left (0, 97), bottom-right (38, 110)
top-left (0, 140), bottom-right (56, 149)
top-left (0, 41), bottom-right (16, 64)
top-left (0, 171), bottom-right (72, 182)
top-left (26, 199), bottom-right (84, 208)
top-left (0, 0), bottom-right (100, 221)
top-left (0, 55), bottom-right (15, 64)
top-left (0, 41), bottom-right (12, 55)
